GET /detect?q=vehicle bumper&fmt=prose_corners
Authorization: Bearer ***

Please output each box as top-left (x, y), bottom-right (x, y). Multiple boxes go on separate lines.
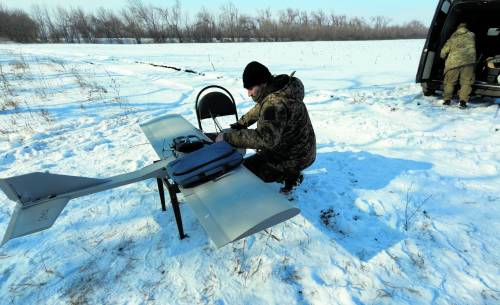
top-left (424, 80), bottom-right (500, 98)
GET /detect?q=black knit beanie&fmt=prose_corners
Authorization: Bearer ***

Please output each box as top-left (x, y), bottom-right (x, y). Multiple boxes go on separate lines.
top-left (243, 61), bottom-right (272, 89)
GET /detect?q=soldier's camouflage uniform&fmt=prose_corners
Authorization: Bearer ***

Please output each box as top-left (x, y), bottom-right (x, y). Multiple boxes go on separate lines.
top-left (224, 74), bottom-right (316, 183)
top-left (440, 24), bottom-right (476, 102)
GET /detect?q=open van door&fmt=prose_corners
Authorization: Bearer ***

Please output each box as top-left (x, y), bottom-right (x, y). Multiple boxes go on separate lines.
top-left (416, 0), bottom-right (452, 95)
top-left (417, 0), bottom-right (500, 98)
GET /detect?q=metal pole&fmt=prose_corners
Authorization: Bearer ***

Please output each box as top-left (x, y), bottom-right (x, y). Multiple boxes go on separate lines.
top-left (156, 178), bottom-right (167, 211)
top-left (164, 178), bottom-right (187, 240)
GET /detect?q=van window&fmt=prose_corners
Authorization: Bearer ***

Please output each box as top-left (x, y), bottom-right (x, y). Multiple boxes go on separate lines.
top-left (487, 28), bottom-right (499, 36)
top-left (441, 1), bottom-right (450, 13)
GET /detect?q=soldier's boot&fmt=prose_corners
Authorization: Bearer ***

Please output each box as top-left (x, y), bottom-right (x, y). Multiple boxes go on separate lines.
top-left (459, 100), bottom-right (467, 109)
top-left (443, 100), bottom-right (451, 106)
top-left (280, 173), bottom-right (304, 194)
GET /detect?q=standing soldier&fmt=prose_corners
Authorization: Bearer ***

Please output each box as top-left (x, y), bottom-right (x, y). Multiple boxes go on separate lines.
top-left (215, 61), bottom-right (316, 193)
top-left (440, 23), bottom-right (476, 108)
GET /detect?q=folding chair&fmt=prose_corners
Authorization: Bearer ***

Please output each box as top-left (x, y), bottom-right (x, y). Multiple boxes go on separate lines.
top-left (195, 85), bottom-right (238, 134)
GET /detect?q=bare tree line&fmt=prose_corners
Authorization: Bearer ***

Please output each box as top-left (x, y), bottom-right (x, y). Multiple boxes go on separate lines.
top-left (0, 1), bottom-right (428, 43)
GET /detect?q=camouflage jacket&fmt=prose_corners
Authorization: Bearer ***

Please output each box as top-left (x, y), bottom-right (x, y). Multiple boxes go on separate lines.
top-left (440, 26), bottom-right (476, 73)
top-left (224, 74), bottom-right (316, 173)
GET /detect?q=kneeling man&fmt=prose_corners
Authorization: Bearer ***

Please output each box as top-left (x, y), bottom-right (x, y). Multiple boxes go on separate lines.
top-left (216, 61), bottom-right (316, 193)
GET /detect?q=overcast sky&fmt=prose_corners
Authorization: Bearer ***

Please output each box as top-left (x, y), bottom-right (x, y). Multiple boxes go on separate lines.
top-left (2, 0), bottom-right (437, 25)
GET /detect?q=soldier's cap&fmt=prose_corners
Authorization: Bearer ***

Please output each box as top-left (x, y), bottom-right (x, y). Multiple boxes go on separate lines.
top-left (243, 61), bottom-right (272, 89)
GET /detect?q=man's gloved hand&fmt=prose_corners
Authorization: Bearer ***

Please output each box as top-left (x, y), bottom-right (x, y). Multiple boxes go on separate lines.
top-left (230, 122), bottom-right (246, 130)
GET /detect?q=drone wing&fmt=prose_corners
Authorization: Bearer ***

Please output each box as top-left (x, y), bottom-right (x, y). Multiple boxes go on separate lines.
top-left (140, 114), bottom-right (300, 248)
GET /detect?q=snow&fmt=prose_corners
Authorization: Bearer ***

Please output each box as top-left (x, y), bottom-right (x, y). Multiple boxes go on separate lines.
top-left (0, 40), bottom-right (499, 304)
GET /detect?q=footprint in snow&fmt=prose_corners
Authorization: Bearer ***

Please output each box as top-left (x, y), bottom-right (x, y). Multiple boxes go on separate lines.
top-left (83, 138), bottom-right (112, 152)
top-left (62, 149), bottom-right (74, 158)
top-left (2, 153), bottom-right (16, 166)
top-left (41, 163), bottom-right (56, 169)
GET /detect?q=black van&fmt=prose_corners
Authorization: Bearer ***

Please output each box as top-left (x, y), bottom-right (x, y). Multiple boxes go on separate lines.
top-left (416, 0), bottom-right (500, 97)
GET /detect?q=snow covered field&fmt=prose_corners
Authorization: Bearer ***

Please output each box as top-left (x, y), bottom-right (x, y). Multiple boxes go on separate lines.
top-left (0, 40), bottom-right (499, 305)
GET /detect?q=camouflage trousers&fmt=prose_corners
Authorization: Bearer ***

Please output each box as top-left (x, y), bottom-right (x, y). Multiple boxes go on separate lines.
top-left (243, 153), bottom-right (301, 183)
top-left (443, 65), bottom-right (475, 101)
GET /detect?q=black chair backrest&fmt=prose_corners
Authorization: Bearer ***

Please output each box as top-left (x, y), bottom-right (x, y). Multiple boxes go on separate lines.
top-left (195, 85), bottom-right (238, 131)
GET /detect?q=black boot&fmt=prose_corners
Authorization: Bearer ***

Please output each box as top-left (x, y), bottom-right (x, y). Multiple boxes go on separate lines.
top-left (459, 100), bottom-right (467, 109)
top-left (443, 100), bottom-right (451, 106)
top-left (280, 174), bottom-right (304, 194)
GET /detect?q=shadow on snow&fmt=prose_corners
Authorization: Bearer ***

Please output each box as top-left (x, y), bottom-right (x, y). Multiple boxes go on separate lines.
top-left (298, 150), bottom-right (433, 261)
